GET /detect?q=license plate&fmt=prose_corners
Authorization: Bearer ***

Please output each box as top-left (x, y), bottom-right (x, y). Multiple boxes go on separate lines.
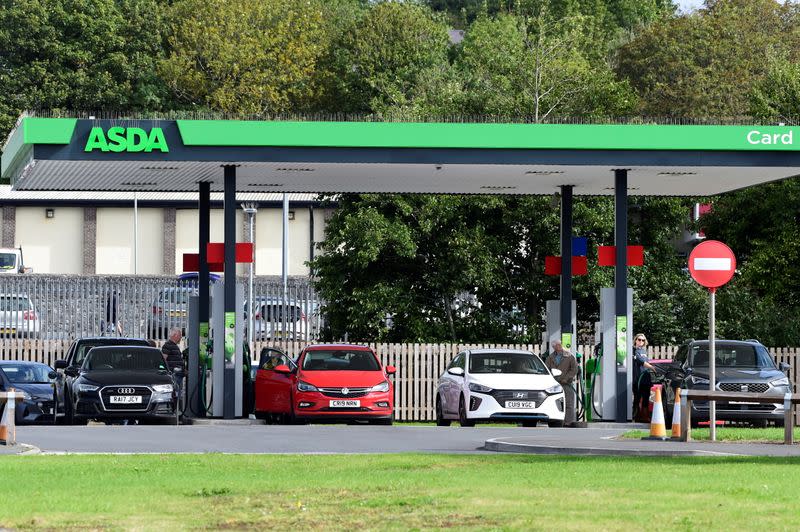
top-left (329, 400), bottom-right (360, 408)
top-left (110, 396), bottom-right (143, 404)
top-left (505, 401), bottom-right (536, 409)
top-left (168, 311), bottom-right (185, 317)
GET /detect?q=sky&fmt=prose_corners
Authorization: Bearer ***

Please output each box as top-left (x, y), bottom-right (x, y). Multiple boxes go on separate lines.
top-left (676, 0), bottom-right (703, 12)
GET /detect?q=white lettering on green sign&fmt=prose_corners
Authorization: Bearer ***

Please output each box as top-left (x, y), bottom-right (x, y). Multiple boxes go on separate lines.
top-left (84, 126), bottom-right (169, 152)
top-left (747, 130), bottom-right (793, 146)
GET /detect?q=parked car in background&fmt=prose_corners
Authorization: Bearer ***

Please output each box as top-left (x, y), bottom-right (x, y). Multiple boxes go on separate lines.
top-left (436, 349), bottom-right (566, 427)
top-left (248, 298), bottom-right (310, 341)
top-left (0, 360), bottom-right (58, 424)
top-left (0, 293), bottom-right (40, 338)
top-left (664, 339), bottom-right (792, 427)
top-left (63, 346), bottom-right (180, 424)
top-left (254, 344), bottom-right (395, 424)
top-left (147, 286), bottom-right (194, 338)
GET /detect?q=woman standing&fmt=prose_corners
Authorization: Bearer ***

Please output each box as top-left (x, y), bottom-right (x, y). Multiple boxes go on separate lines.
top-left (632, 333), bottom-right (655, 422)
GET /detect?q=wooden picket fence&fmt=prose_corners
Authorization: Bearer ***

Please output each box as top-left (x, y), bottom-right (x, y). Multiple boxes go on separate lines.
top-left (3, 340), bottom-right (799, 423)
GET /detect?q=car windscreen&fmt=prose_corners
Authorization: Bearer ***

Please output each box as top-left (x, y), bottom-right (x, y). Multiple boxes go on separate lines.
top-left (0, 295), bottom-right (31, 311)
top-left (0, 363), bottom-right (51, 384)
top-left (0, 253), bottom-right (16, 270)
top-left (688, 344), bottom-right (776, 369)
top-left (74, 339), bottom-right (149, 366)
top-left (84, 349), bottom-right (167, 372)
top-left (469, 353), bottom-right (548, 374)
top-left (301, 350), bottom-right (380, 371)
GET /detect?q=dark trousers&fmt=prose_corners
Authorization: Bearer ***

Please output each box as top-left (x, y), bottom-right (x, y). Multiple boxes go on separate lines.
top-left (633, 371), bottom-right (652, 421)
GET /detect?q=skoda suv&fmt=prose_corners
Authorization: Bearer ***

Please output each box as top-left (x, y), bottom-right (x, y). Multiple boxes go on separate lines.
top-left (435, 349), bottom-right (566, 427)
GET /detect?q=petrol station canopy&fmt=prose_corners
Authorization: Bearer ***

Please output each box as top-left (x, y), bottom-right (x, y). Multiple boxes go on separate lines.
top-left (2, 116), bottom-right (799, 195)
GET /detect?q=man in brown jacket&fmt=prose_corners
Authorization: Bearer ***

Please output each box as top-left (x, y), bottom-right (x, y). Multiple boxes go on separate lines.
top-left (546, 341), bottom-right (578, 425)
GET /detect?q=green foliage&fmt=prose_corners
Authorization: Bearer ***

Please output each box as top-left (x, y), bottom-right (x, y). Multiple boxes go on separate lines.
top-left (617, 0), bottom-right (800, 117)
top-left (750, 57), bottom-right (800, 120)
top-left (160, 0), bottom-right (326, 114)
top-left (0, 0), bottom-right (168, 139)
top-left (322, 1), bottom-right (453, 114)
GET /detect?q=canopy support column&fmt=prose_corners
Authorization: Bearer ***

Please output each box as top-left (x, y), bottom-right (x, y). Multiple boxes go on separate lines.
top-left (560, 185), bottom-right (573, 343)
top-left (223, 165), bottom-right (237, 419)
top-left (615, 169), bottom-right (629, 422)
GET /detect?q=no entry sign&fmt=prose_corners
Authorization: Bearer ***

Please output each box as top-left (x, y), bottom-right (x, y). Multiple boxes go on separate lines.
top-left (689, 240), bottom-right (736, 289)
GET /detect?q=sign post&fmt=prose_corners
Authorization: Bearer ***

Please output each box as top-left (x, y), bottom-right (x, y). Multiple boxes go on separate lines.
top-left (688, 240), bottom-right (736, 441)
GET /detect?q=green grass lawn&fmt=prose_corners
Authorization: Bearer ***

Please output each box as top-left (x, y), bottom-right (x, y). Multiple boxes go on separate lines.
top-left (623, 427), bottom-right (799, 442)
top-left (2, 454), bottom-right (800, 530)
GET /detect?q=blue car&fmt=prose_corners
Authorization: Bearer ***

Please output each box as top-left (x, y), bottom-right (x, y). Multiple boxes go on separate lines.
top-left (0, 360), bottom-right (59, 424)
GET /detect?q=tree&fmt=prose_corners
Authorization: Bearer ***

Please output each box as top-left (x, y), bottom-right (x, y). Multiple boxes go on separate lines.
top-left (456, 11), bottom-right (636, 120)
top-left (750, 57), bottom-right (800, 121)
top-left (617, 0), bottom-right (800, 118)
top-left (0, 0), bottom-right (168, 139)
top-left (321, 1), bottom-right (453, 115)
top-left (159, 0), bottom-right (326, 115)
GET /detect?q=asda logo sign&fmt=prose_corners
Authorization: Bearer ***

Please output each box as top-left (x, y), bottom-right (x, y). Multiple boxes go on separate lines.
top-left (84, 127), bottom-right (169, 153)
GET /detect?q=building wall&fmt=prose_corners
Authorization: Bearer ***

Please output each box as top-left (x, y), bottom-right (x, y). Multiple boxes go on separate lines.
top-left (96, 208), bottom-right (164, 274)
top-left (1, 203), bottom-right (331, 276)
top-left (15, 206), bottom-right (83, 273)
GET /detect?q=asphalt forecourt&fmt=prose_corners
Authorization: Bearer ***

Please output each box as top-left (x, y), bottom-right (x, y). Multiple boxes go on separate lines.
top-left (2, 453), bottom-right (800, 530)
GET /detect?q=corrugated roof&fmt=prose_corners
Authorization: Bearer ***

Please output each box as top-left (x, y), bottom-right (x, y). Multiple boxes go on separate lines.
top-left (0, 185), bottom-right (320, 203)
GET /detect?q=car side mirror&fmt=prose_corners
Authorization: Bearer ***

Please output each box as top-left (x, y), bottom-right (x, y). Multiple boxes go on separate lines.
top-left (48, 370), bottom-right (58, 380)
top-left (684, 367), bottom-right (693, 376)
top-left (64, 367), bottom-right (79, 378)
top-left (54, 360), bottom-right (67, 370)
top-left (551, 368), bottom-right (563, 378)
top-left (274, 364), bottom-right (292, 375)
top-left (385, 365), bottom-right (396, 375)
top-left (447, 367), bottom-right (464, 376)
top-left (780, 362), bottom-right (791, 373)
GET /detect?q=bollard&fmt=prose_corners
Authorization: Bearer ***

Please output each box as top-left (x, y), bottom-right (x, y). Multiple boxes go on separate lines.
top-left (0, 391), bottom-right (17, 445)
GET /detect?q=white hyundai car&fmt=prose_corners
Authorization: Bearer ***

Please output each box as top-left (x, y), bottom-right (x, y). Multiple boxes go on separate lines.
top-left (435, 349), bottom-right (565, 427)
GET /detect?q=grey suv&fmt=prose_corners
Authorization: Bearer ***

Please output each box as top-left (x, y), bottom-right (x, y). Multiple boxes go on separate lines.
top-left (666, 339), bottom-right (792, 427)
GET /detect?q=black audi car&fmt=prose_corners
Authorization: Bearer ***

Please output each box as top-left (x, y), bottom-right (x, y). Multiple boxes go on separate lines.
top-left (64, 346), bottom-right (180, 424)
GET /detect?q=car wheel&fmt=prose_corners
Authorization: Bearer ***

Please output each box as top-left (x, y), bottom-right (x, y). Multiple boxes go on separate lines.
top-left (548, 420), bottom-right (564, 428)
top-left (459, 396), bottom-right (475, 427)
top-left (435, 396), bottom-right (450, 427)
top-left (65, 389), bottom-right (75, 425)
top-left (254, 411), bottom-right (268, 421)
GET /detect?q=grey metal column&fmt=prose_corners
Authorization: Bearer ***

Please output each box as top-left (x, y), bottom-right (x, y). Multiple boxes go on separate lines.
top-left (615, 169), bottom-right (629, 422)
top-left (223, 166), bottom-right (237, 419)
top-left (189, 181), bottom-right (211, 418)
top-left (560, 185), bottom-right (573, 344)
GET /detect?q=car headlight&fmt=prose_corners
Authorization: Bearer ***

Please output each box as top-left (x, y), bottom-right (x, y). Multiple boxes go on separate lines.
top-left (770, 377), bottom-right (790, 387)
top-left (152, 384), bottom-right (173, 393)
top-left (545, 383), bottom-right (563, 394)
top-left (468, 382), bottom-right (493, 393)
top-left (690, 376), bottom-right (710, 386)
top-left (297, 381), bottom-right (318, 393)
top-left (78, 384), bottom-right (98, 392)
top-left (370, 381), bottom-right (390, 393)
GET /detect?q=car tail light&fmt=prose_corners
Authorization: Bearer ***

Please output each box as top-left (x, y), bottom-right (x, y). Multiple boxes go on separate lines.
top-left (152, 305), bottom-right (163, 314)
top-left (23, 310), bottom-right (37, 321)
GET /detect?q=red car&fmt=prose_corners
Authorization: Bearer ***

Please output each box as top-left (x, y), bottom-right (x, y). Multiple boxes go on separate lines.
top-left (254, 344), bottom-right (396, 425)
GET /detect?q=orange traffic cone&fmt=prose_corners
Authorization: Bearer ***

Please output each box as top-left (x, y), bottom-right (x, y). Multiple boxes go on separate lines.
top-left (0, 398), bottom-right (9, 444)
top-left (670, 387), bottom-right (682, 440)
top-left (642, 385), bottom-right (667, 440)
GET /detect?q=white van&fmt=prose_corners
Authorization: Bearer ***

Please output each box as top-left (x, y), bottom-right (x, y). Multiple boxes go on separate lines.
top-left (0, 247), bottom-right (31, 274)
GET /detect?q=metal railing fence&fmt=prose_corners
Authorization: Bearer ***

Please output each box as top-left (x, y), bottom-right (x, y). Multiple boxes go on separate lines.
top-left (0, 274), bottom-right (323, 344)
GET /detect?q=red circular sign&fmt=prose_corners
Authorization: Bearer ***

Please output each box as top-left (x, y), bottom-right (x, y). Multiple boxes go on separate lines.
top-left (688, 240), bottom-right (736, 288)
